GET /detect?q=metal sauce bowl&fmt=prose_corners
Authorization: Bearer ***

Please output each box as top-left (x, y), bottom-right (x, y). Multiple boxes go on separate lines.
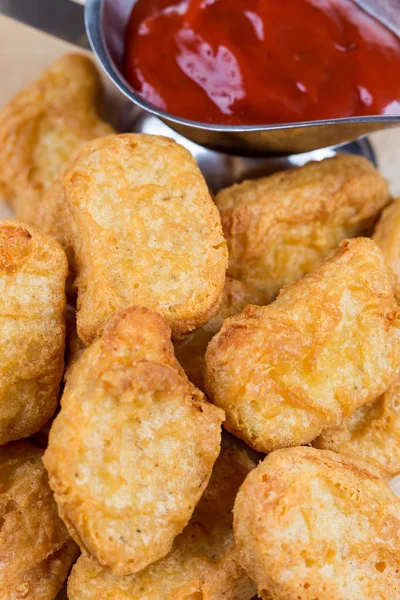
top-left (85, 0), bottom-right (400, 155)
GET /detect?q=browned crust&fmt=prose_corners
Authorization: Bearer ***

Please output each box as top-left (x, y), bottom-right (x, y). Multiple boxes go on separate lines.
top-left (44, 307), bottom-right (224, 576)
top-left (234, 446), bottom-right (400, 600)
top-left (205, 238), bottom-right (400, 452)
top-left (62, 133), bottom-right (228, 343)
top-left (0, 219), bottom-right (67, 444)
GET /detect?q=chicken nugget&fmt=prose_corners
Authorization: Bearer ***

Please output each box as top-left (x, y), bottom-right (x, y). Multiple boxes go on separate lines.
top-left (0, 220), bottom-right (67, 445)
top-left (0, 440), bottom-right (79, 599)
top-left (67, 436), bottom-right (256, 600)
top-left (63, 133), bottom-right (227, 344)
top-left (0, 53), bottom-right (113, 245)
top-left (234, 446), bottom-right (400, 600)
top-left (43, 307), bottom-right (224, 576)
top-left (314, 376), bottom-right (400, 479)
top-left (373, 196), bottom-right (400, 303)
top-left (216, 155), bottom-right (389, 301)
top-left (174, 277), bottom-right (266, 391)
top-left (205, 238), bottom-right (400, 452)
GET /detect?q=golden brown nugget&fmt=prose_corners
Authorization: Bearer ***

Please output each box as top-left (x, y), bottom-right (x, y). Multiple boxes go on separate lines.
top-left (373, 196), bottom-right (400, 303)
top-left (63, 133), bottom-right (228, 344)
top-left (0, 220), bottom-right (67, 445)
top-left (174, 277), bottom-right (266, 391)
top-left (0, 53), bottom-right (113, 244)
top-left (67, 436), bottom-right (257, 600)
top-left (205, 238), bottom-right (400, 453)
top-left (43, 307), bottom-right (224, 576)
top-left (216, 155), bottom-right (389, 301)
top-left (234, 447), bottom-right (400, 600)
top-left (314, 376), bottom-right (400, 479)
top-left (0, 441), bottom-right (79, 599)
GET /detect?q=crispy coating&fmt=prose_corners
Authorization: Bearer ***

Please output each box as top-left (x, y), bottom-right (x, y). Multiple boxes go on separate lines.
top-left (43, 307), bottom-right (224, 576)
top-left (67, 436), bottom-right (257, 600)
top-left (205, 238), bottom-right (400, 452)
top-left (174, 277), bottom-right (266, 391)
top-left (373, 196), bottom-right (400, 303)
top-left (0, 441), bottom-right (79, 599)
top-left (0, 220), bottom-right (67, 445)
top-left (62, 133), bottom-right (228, 344)
top-left (216, 155), bottom-right (389, 301)
top-left (0, 53), bottom-right (113, 244)
top-left (314, 376), bottom-right (400, 479)
top-left (234, 446), bottom-right (400, 600)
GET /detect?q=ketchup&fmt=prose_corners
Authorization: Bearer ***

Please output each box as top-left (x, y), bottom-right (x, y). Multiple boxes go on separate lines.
top-left (123, 0), bottom-right (400, 125)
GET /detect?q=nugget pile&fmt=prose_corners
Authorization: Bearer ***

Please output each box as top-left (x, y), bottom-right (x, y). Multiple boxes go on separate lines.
top-left (0, 54), bottom-right (400, 600)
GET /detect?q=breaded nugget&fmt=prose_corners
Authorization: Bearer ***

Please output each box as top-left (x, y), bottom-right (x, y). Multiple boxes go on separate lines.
top-left (0, 220), bottom-right (67, 445)
top-left (174, 277), bottom-right (266, 391)
top-left (67, 436), bottom-right (256, 600)
top-left (216, 155), bottom-right (389, 301)
top-left (373, 196), bottom-right (400, 302)
top-left (63, 133), bottom-right (228, 344)
top-left (0, 441), bottom-right (79, 599)
top-left (0, 53), bottom-right (113, 244)
top-left (43, 307), bottom-right (224, 576)
top-left (205, 238), bottom-right (400, 452)
top-left (314, 376), bottom-right (400, 479)
top-left (234, 446), bottom-right (400, 600)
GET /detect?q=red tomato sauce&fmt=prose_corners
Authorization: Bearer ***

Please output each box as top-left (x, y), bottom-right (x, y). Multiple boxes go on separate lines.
top-left (123, 0), bottom-right (400, 125)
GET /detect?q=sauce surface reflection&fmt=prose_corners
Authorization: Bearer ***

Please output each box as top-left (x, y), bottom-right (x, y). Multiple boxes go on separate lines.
top-left (123, 0), bottom-right (400, 125)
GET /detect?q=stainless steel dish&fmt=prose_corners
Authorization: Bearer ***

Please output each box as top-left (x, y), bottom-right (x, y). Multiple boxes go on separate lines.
top-left (85, 0), bottom-right (400, 155)
top-left (129, 111), bottom-right (377, 191)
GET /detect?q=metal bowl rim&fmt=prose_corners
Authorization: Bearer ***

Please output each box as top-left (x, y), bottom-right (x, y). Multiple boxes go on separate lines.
top-left (85, 0), bottom-right (400, 134)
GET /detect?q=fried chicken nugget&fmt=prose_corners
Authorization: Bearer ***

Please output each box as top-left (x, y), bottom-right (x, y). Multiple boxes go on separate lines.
top-left (216, 155), bottom-right (389, 301)
top-left (234, 446), bottom-right (400, 600)
top-left (205, 238), bottom-right (400, 452)
top-left (67, 436), bottom-right (257, 600)
top-left (0, 53), bottom-right (113, 244)
top-left (63, 133), bottom-right (227, 344)
top-left (314, 376), bottom-right (400, 479)
top-left (174, 277), bottom-right (266, 391)
top-left (0, 441), bottom-right (79, 599)
top-left (0, 220), bottom-right (67, 445)
top-left (373, 196), bottom-right (400, 303)
top-left (43, 307), bottom-right (224, 576)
